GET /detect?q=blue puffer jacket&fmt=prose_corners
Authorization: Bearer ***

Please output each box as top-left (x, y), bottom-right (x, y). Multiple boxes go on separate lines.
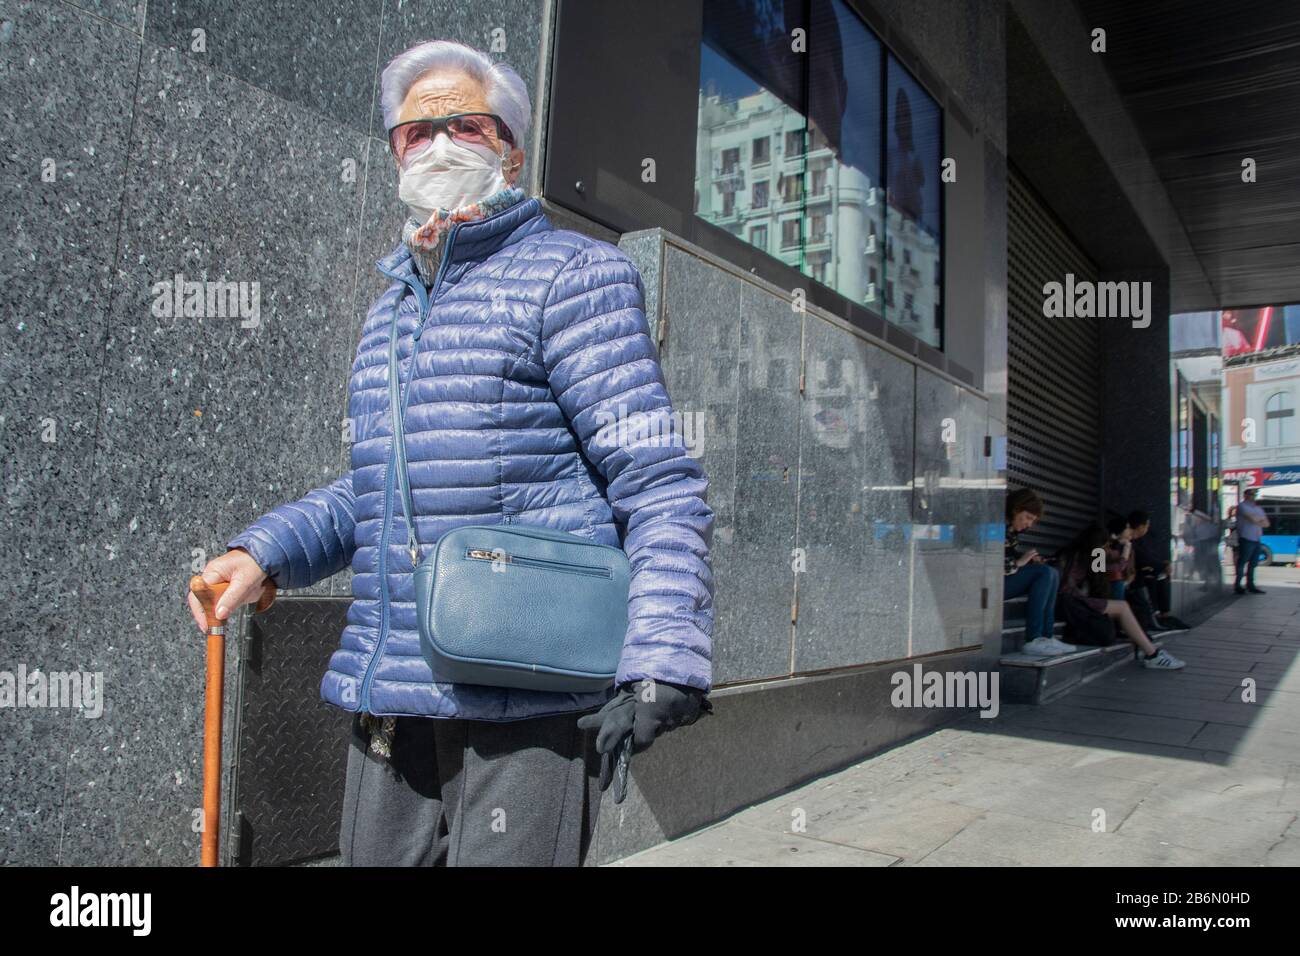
top-left (228, 195), bottom-right (714, 720)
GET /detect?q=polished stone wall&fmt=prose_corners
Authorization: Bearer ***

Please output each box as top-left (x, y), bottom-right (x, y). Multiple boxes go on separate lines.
top-left (628, 234), bottom-right (999, 686)
top-left (0, 0), bottom-right (546, 866)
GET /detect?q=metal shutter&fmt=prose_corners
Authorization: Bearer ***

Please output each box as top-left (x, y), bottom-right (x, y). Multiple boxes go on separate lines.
top-left (1007, 167), bottom-right (1103, 556)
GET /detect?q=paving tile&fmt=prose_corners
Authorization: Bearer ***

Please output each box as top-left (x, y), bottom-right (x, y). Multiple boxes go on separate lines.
top-left (732, 773), bottom-right (986, 862)
top-left (925, 762), bottom-right (1157, 831)
top-left (939, 728), bottom-right (1098, 770)
top-left (1189, 723), bottom-right (1300, 763)
top-left (617, 820), bottom-right (900, 867)
top-left (814, 798), bottom-right (985, 861)
top-left (1263, 838), bottom-right (1300, 866)
top-left (916, 809), bottom-right (1214, 866)
top-left (1005, 701), bottom-right (1206, 748)
top-left (1115, 803), bottom-right (1291, 865)
top-left (1060, 692), bottom-right (1263, 727)
top-left (1136, 782), bottom-right (1299, 826)
top-left (1075, 676), bottom-right (1247, 704)
top-left (1061, 749), bottom-right (1289, 797)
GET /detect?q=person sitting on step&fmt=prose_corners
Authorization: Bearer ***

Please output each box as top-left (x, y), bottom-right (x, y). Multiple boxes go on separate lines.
top-left (1003, 488), bottom-right (1075, 657)
top-left (1126, 510), bottom-right (1190, 632)
top-left (1105, 516), bottom-right (1136, 600)
top-left (1058, 525), bottom-right (1185, 670)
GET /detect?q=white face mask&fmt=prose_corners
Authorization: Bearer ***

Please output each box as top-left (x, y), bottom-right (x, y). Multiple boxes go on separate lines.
top-left (398, 134), bottom-right (509, 224)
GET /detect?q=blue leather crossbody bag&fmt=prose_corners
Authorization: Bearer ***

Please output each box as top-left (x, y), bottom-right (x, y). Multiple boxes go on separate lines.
top-left (387, 304), bottom-right (630, 693)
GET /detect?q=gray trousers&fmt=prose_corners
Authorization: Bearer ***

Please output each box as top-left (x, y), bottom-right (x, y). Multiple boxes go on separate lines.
top-left (339, 710), bottom-right (604, 867)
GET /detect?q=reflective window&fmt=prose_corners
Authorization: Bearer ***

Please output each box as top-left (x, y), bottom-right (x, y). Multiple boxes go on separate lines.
top-left (1266, 391), bottom-right (1294, 446)
top-left (696, 0), bottom-right (940, 345)
top-left (807, 0), bottom-right (883, 316)
top-left (1176, 373), bottom-right (1190, 507)
top-left (1193, 403), bottom-right (1208, 512)
top-left (697, 0), bottom-right (808, 255)
top-left (1208, 413), bottom-right (1220, 516)
top-left (1271, 508), bottom-right (1300, 536)
top-left (886, 56), bottom-right (942, 347)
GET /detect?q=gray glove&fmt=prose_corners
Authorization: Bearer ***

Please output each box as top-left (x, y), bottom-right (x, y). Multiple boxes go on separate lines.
top-left (576, 680), bottom-right (712, 803)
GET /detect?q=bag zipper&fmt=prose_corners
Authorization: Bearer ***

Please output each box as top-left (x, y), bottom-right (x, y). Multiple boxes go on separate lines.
top-left (465, 548), bottom-right (612, 579)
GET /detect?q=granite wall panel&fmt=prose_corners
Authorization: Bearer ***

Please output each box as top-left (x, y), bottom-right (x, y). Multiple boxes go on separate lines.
top-left (0, 0), bottom-right (142, 866)
top-left (144, 0), bottom-right (385, 135)
top-left (57, 43), bottom-right (369, 865)
top-left (794, 318), bottom-right (915, 671)
top-left (910, 368), bottom-right (987, 655)
top-left (62, 0), bottom-right (144, 32)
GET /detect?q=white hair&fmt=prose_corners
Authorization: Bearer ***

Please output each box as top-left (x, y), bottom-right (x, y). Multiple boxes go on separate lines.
top-left (380, 40), bottom-right (531, 148)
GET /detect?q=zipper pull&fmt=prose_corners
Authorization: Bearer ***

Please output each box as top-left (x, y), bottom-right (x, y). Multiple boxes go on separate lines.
top-left (413, 296), bottom-right (436, 341)
top-left (409, 542), bottom-right (419, 565)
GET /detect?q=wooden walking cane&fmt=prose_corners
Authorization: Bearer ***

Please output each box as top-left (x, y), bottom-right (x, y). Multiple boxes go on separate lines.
top-left (189, 575), bottom-right (276, 867)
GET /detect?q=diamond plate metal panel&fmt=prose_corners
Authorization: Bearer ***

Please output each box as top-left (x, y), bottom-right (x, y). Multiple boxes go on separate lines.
top-left (231, 598), bottom-right (352, 867)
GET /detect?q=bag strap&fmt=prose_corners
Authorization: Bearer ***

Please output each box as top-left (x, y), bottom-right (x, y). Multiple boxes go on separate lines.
top-left (387, 300), bottom-right (420, 565)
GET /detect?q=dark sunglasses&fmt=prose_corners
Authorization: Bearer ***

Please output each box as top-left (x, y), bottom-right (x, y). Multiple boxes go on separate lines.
top-left (388, 112), bottom-right (515, 168)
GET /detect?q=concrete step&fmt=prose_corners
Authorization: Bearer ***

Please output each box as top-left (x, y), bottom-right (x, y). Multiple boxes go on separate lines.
top-left (999, 634), bottom-right (1180, 705)
top-left (1000, 620), bottom-right (1068, 654)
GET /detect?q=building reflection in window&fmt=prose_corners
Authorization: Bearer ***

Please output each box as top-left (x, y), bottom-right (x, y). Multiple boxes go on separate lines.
top-left (695, 0), bottom-right (941, 347)
top-left (886, 57), bottom-right (942, 347)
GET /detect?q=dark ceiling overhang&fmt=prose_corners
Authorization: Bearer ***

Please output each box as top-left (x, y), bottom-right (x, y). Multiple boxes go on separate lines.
top-left (1007, 10), bottom-right (1168, 282)
top-left (1074, 0), bottom-right (1300, 311)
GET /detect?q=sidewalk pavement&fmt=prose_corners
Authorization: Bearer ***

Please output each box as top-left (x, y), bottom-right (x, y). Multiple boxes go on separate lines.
top-left (617, 572), bottom-right (1300, 866)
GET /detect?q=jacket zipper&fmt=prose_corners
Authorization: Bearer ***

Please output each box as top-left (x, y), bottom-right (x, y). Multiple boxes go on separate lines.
top-left (465, 548), bottom-right (612, 579)
top-left (360, 223), bottom-right (464, 713)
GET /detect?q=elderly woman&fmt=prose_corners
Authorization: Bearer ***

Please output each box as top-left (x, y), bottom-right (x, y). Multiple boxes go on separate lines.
top-left (187, 40), bottom-right (715, 866)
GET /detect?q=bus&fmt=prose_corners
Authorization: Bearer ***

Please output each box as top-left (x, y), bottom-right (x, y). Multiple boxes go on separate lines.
top-left (1254, 498), bottom-right (1300, 565)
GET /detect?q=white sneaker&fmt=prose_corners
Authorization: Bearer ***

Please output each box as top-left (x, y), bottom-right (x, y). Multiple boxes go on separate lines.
top-left (1022, 636), bottom-right (1079, 656)
top-left (1142, 648), bottom-right (1186, 670)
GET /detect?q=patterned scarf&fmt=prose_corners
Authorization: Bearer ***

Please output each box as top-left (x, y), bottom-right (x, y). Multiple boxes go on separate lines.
top-left (401, 184), bottom-right (530, 286)
top-left (358, 185), bottom-right (531, 762)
